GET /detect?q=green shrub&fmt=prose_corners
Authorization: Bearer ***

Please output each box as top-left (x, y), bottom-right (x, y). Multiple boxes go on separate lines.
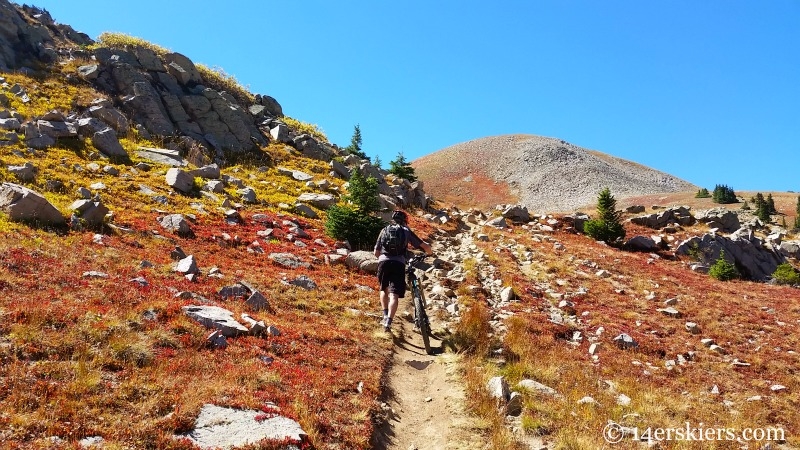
top-left (324, 205), bottom-right (384, 250)
top-left (583, 187), bottom-right (625, 243)
top-left (695, 188), bottom-right (711, 198)
top-left (772, 263), bottom-right (800, 285)
top-left (709, 250), bottom-right (738, 281)
top-left (712, 184), bottom-right (738, 204)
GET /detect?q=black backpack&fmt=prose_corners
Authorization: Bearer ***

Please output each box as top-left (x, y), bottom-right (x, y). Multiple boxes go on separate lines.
top-left (381, 224), bottom-right (407, 256)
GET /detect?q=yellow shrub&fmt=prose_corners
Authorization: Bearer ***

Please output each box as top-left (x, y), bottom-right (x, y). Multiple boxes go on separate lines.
top-left (91, 32), bottom-right (170, 56)
top-left (196, 64), bottom-right (255, 104)
top-left (283, 116), bottom-right (328, 143)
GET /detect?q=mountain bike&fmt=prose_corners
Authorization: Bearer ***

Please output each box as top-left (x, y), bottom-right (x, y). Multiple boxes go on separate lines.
top-left (406, 253), bottom-right (433, 355)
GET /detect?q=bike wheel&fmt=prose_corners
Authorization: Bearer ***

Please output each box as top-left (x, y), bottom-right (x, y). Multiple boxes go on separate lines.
top-left (413, 294), bottom-right (432, 355)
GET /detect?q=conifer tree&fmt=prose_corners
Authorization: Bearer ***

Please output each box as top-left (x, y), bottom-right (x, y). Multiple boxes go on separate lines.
top-left (795, 196), bottom-right (800, 229)
top-left (766, 193), bottom-right (777, 215)
top-left (324, 168), bottom-right (384, 250)
top-left (583, 187), bottom-right (625, 243)
top-left (388, 151), bottom-right (418, 182)
top-left (754, 193), bottom-right (770, 223)
top-left (345, 124), bottom-right (366, 159)
top-left (695, 188), bottom-right (711, 198)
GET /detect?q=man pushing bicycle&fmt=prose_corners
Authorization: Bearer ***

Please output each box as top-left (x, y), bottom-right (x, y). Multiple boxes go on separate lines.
top-left (373, 210), bottom-right (432, 332)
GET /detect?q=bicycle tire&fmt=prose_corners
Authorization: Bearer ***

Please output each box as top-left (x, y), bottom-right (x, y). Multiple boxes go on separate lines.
top-left (413, 293), bottom-right (432, 355)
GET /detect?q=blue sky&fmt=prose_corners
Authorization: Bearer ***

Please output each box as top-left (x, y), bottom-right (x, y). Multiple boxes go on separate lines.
top-left (35, 1), bottom-right (799, 191)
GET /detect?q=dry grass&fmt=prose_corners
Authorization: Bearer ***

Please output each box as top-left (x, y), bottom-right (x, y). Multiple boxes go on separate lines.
top-left (453, 219), bottom-right (800, 448)
top-left (0, 75), bottom-right (392, 449)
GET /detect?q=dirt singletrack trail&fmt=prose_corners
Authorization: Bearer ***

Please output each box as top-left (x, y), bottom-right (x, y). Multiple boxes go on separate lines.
top-left (371, 315), bottom-right (486, 450)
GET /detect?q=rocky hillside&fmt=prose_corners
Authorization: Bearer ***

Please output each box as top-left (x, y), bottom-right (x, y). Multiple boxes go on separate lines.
top-left (414, 134), bottom-right (697, 212)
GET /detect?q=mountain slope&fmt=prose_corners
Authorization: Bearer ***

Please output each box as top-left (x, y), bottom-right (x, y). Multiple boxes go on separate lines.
top-left (414, 134), bottom-right (697, 212)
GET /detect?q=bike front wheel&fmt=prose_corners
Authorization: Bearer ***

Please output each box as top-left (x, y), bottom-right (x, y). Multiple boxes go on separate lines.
top-left (413, 294), bottom-right (432, 355)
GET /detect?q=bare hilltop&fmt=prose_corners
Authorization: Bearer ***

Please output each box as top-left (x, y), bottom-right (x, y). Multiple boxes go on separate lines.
top-left (414, 134), bottom-right (697, 212)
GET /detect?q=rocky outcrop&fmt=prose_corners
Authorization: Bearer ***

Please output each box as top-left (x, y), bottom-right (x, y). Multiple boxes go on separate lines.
top-left (695, 208), bottom-right (741, 233)
top-left (630, 206), bottom-right (694, 230)
top-left (676, 229), bottom-right (786, 281)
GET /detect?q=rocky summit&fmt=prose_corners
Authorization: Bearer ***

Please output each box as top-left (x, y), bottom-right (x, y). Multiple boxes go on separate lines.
top-left (414, 134), bottom-right (697, 212)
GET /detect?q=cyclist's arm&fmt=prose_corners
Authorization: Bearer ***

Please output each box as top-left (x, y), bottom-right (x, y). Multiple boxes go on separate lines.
top-left (407, 229), bottom-right (433, 256)
top-left (373, 229), bottom-right (384, 258)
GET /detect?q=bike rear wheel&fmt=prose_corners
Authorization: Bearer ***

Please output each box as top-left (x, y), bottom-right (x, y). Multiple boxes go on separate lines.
top-left (413, 293), bottom-right (432, 355)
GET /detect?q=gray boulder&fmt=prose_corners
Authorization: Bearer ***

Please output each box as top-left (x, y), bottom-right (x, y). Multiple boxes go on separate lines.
top-left (626, 205), bottom-right (646, 214)
top-left (182, 306), bottom-right (248, 337)
top-left (269, 252), bottom-right (310, 269)
top-left (173, 255), bottom-right (199, 275)
top-left (0, 183), bottom-right (64, 225)
top-left (70, 199), bottom-right (109, 227)
top-left (623, 235), bottom-right (658, 252)
top-left (695, 208), bottom-right (740, 233)
top-left (486, 376), bottom-right (510, 402)
top-left (36, 120), bottom-right (77, 138)
top-left (269, 123), bottom-right (291, 143)
top-left (330, 159), bottom-right (350, 179)
top-left (566, 212), bottom-right (590, 233)
top-left (294, 203), bottom-right (318, 219)
top-left (164, 52), bottom-right (203, 85)
top-left (780, 241), bottom-right (800, 259)
top-left (88, 104), bottom-right (129, 134)
top-left (676, 231), bottom-right (785, 281)
top-left (239, 187), bottom-right (257, 203)
top-left (158, 214), bottom-right (193, 236)
top-left (91, 128), bottom-right (127, 157)
top-left (0, 117), bottom-right (20, 131)
top-left (484, 216), bottom-right (507, 229)
top-left (189, 163), bottom-right (220, 179)
top-left (288, 275), bottom-right (317, 290)
top-left (502, 204), bottom-right (530, 222)
top-left (613, 333), bottom-right (638, 349)
top-left (296, 193), bottom-right (336, 209)
top-left (345, 251), bottom-right (379, 274)
top-left (179, 404), bottom-right (305, 448)
top-left (166, 168), bottom-right (194, 193)
top-left (8, 162), bottom-right (35, 182)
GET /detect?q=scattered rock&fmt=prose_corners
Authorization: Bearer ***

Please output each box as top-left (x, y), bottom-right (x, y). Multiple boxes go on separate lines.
top-left (297, 193), bottom-right (336, 209)
top-left (179, 404), bottom-right (306, 448)
top-left (623, 235), bottom-right (658, 252)
top-left (345, 251), bottom-right (379, 274)
top-left (613, 333), bottom-right (638, 350)
top-left (165, 168), bottom-right (194, 194)
top-left (487, 376), bottom-right (510, 402)
top-left (518, 379), bottom-right (560, 398)
top-left (173, 255), bottom-right (199, 275)
top-left (182, 305), bottom-right (248, 336)
top-left (288, 275), bottom-right (317, 290)
top-left (70, 199), bottom-right (109, 227)
top-left (245, 290), bottom-right (271, 311)
top-left (8, 162), bottom-right (35, 182)
top-left (158, 214), bottom-right (193, 236)
top-left (685, 322), bottom-right (700, 334)
top-left (269, 252), bottom-right (310, 269)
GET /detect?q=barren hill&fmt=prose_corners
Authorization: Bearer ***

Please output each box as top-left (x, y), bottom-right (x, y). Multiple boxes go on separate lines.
top-left (414, 134), bottom-right (697, 212)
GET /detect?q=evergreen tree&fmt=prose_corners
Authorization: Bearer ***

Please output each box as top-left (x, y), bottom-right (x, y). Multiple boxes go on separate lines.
top-left (695, 188), bottom-right (711, 198)
top-left (795, 196), bottom-right (800, 229)
top-left (388, 151), bottom-right (418, 182)
top-left (709, 250), bottom-right (738, 281)
top-left (754, 193), bottom-right (770, 223)
top-left (712, 184), bottom-right (737, 204)
top-left (741, 200), bottom-right (751, 211)
top-left (345, 169), bottom-right (380, 214)
top-left (766, 193), bottom-right (777, 215)
top-left (324, 168), bottom-right (384, 250)
top-left (583, 187), bottom-right (626, 243)
top-left (372, 154), bottom-right (382, 168)
top-left (345, 124), bottom-right (366, 159)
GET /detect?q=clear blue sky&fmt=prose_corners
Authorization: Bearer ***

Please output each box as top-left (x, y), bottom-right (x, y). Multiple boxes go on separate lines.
top-left (34, 1), bottom-right (799, 191)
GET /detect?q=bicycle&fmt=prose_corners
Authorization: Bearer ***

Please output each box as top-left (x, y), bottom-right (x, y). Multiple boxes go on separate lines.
top-left (406, 253), bottom-right (433, 355)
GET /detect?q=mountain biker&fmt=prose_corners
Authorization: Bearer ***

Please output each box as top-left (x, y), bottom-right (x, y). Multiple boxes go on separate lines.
top-left (374, 210), bottom-right (432, 331)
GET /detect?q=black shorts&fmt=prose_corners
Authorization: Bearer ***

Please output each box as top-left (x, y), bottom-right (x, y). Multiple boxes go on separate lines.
top-left (377, 260), bottom-right (407, 298)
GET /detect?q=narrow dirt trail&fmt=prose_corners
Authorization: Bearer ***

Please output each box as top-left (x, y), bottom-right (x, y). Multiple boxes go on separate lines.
top-left (371, 317), bottom-right (486, 450)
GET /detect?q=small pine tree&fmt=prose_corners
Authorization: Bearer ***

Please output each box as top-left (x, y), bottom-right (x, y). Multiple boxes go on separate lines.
top-left (795, 196), bottom-right (800, 229)
top-left (709, 250), bottom-right (738, 281)
top-left (372, 154), bottom-right (382, 168)
top-left (345, 169), bottom-right (380, 214)
top-left (754, 192), bottom-right (770, 223)
top-left (325, 167), bottom-right (385, 249)
top-left (388, 151), bottom-right (418, 182)
top-left (741, 200), bottom-right (751, 211)
top-left (583, 187), bottom-right (625, 243)
top-left (712, 184), bottom-right (737, 204)
top-left (772, 262), bottom-right (800, 286)
top-left (781, 216), bottom-right (788, 229)
top-left (695, 188), bottom-right (711, 198)
top-left (766, 193), bottom-right (777, 215)
top-left (345, 124), bottom-right (366, 159)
